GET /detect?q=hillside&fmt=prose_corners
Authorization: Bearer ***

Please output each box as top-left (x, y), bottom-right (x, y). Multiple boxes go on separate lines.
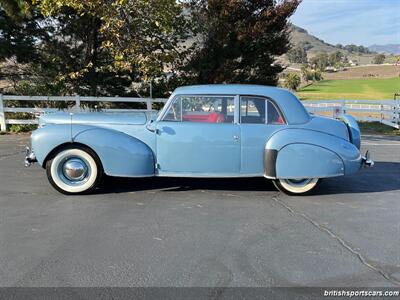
top-left (286, 25), bottom-right (380, 65)
top-left (289, 25), bottom-right (339, 55)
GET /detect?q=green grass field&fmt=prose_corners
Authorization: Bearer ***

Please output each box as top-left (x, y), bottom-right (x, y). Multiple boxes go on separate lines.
top-left (297, 77), bottom-right (400, 100)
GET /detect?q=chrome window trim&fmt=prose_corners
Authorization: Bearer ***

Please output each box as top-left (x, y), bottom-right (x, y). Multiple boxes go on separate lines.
top-left (234, 95), bottom-right (240, 124)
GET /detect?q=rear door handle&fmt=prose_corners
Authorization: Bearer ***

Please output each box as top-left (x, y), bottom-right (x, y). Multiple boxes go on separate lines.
top-left (233, 135), bottom-right (240, 141)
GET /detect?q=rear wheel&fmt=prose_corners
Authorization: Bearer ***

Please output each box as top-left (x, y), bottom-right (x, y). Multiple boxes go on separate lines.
top-left (46, 145), bottom-right (103, 195)
top-left (273, 178), bottom-right (319, 195)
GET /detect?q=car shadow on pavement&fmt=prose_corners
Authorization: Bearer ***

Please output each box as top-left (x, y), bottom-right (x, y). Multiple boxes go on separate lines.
top-left (98, 176), bottom-right (277, 194)
top-left (312, 161), bottom-right (400, 196)
top-left (96, 162), bottom-right (399, 195)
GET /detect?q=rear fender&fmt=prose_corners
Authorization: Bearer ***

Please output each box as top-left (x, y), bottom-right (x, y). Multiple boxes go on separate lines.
top-left (264, 128), bottom-right (361, 179)
top-left (274, 143), bottom-right (344, 179)
top-left (341, 114), bottom-right (361, 149)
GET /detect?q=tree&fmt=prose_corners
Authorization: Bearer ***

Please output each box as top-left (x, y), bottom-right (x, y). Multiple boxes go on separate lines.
top-left (287, 46), bottom-right (308, 64)
top-left (0, 0), bottom-right (192, 97)
top-left (2, 0), bottom-right (301, 97)
top-left (37, 0), bottom-right (192, 89)
top-left (184, 0), bottom-right (301, 85)
top-left (313, 69), bottom-right (322, 81)
top-left (309, 52), bottom-right (329, 71)
top-left (283, 73), bottom-right (300, 91)
top-left (0, 0), bottom-right (46, 88)
top-left (329, 51), bottom-right (344, 66)
top-left (0, 3), bottom-right (126, 96)
top-left (300, 65), bottom-right (322, 83)
top-left (373, 54), bottom-right (385, 64)
top-left (343, 44), bottom-right (371, 54)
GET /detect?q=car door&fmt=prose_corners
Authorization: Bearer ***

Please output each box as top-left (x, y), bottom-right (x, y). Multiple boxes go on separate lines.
top-left (155, 95), bottom-right (241, 176)
top-left (239, 96), bottom-right (286, 175)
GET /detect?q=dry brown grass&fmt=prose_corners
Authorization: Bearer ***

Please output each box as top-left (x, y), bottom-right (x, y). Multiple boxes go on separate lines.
top-left (323, 65), bottom-right (400, 80)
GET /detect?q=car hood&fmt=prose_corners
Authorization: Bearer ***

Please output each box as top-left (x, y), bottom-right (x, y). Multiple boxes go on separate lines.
top-left (39, 111), bottom-right (157, 126)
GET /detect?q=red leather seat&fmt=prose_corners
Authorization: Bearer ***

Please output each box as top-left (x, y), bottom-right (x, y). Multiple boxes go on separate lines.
top-left (276, 116), bottom-right (284, 124)
top-left (183, 112), bottom-right (225, 123)
top-left (207, 112), bottom-right (225, 123)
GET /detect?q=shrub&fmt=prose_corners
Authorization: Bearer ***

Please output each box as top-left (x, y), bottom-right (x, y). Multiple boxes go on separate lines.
top-left (283, 73), bottom-right (301, 91)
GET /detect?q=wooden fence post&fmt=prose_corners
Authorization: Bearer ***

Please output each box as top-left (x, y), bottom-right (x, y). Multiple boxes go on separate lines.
top-left (0, 94), bottom-right (6, 132)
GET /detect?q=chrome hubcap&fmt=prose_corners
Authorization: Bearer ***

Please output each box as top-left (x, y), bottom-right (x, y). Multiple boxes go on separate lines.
top-left (61, 158), bottom-right (88, 182)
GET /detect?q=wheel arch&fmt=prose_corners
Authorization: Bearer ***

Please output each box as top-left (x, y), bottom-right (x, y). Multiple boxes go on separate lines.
top-left (42, 142), bottom-right (101, 169)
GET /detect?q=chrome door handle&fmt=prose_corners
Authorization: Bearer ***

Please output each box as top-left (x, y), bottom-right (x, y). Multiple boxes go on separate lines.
top-left (233, 135), bottom-right (240, 141)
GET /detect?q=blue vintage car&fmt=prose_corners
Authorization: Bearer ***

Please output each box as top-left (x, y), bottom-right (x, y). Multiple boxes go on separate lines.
top-left (25, 84), bottom-right (373, 195)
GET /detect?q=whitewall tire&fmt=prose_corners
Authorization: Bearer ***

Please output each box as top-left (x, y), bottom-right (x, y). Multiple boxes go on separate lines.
top-left (273, 178), bottom-right (319, 195)
top-left (46, 146), bottom-right (103, 195)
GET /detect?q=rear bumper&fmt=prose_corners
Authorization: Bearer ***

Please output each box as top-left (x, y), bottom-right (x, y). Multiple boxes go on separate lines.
top-left (25, 147), bottom-right (37, 167)
top-left (361, 150), bottom-right (374, 168)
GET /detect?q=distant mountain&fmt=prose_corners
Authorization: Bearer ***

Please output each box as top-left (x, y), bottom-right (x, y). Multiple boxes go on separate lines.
top-left (286, 25), bottom-right (385, 65)
top-left (368, 44), bottom-right (400, 55)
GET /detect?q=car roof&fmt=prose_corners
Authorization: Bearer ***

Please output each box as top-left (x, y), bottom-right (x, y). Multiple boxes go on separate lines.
top-left (172, 84), bottom-right (310, 124)
top-left (174, 84), bottom-right (289, 97)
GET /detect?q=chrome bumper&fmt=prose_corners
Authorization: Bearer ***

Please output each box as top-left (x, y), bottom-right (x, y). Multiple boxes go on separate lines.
top-left (25, 146), bottom-right (37, 167)
top-left (361, 150), bottom-right (374, 168)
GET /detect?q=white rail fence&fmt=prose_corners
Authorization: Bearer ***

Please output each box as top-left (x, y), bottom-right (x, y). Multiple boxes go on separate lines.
top-left (302, 100), bottom-right (399, 129)
top-left (0, 95), bottom-right (399, 131)
top-left (0, 95), bottom-right (167, 131)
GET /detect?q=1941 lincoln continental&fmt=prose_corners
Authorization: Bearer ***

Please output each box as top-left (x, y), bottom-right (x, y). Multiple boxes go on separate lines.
top-left (25, 84), bottom-right (373, 195)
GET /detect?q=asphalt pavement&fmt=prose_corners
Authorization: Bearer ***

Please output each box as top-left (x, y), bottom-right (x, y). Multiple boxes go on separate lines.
top-left (0, 134), bottom-right (399, 288)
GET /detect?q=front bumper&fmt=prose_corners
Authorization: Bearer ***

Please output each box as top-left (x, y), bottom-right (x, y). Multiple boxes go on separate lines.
top-left (25, 146), bottom-right (37, 167)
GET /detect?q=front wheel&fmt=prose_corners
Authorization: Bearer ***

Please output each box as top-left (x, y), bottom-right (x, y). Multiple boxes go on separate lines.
top-left (46, 145), bottom-right (103, 195)
top-left (273, 178), bottom-right (319, 195)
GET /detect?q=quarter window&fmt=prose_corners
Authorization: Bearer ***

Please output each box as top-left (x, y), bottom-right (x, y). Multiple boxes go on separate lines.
top-left (240, 96), bottom-right (285, 124)
top-left (240, 96), bottom-right (266, 124)
top-left (163, 95), bottom-right (235, 123)
top-left (267, 100), bottom-right (285, 125)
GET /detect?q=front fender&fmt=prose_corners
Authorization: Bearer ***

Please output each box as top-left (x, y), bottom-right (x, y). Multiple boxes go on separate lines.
top-left (31, 124), bottom-right (154, 177)
top-left (74, 128), bottom-right (154, 177)
top-left (264, 128), bottom-right (362, 179)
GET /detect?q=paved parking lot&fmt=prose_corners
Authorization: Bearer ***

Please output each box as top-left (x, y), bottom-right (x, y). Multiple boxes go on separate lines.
top-left (0, 134), bottom-right (399, 287)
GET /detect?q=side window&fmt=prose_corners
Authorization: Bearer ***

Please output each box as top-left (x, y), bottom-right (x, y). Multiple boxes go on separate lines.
top-left (267, 100), bottom-right (285, 125)
top-left (240, 96), bottom-right (266, 124)
top-left (163, 96), bottom-right (234, 123)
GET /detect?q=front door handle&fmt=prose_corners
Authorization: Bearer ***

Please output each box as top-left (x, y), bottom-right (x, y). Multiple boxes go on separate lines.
top-left (233, 135), bottom-right (240, 141)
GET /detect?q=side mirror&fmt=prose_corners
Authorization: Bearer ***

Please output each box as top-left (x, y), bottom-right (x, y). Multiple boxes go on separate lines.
top-left (146, 120), bottom-right (158, 133)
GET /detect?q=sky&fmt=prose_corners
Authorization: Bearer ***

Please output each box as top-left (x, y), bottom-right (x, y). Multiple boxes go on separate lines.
top-left (290, 0), bottom-right (400, 46)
